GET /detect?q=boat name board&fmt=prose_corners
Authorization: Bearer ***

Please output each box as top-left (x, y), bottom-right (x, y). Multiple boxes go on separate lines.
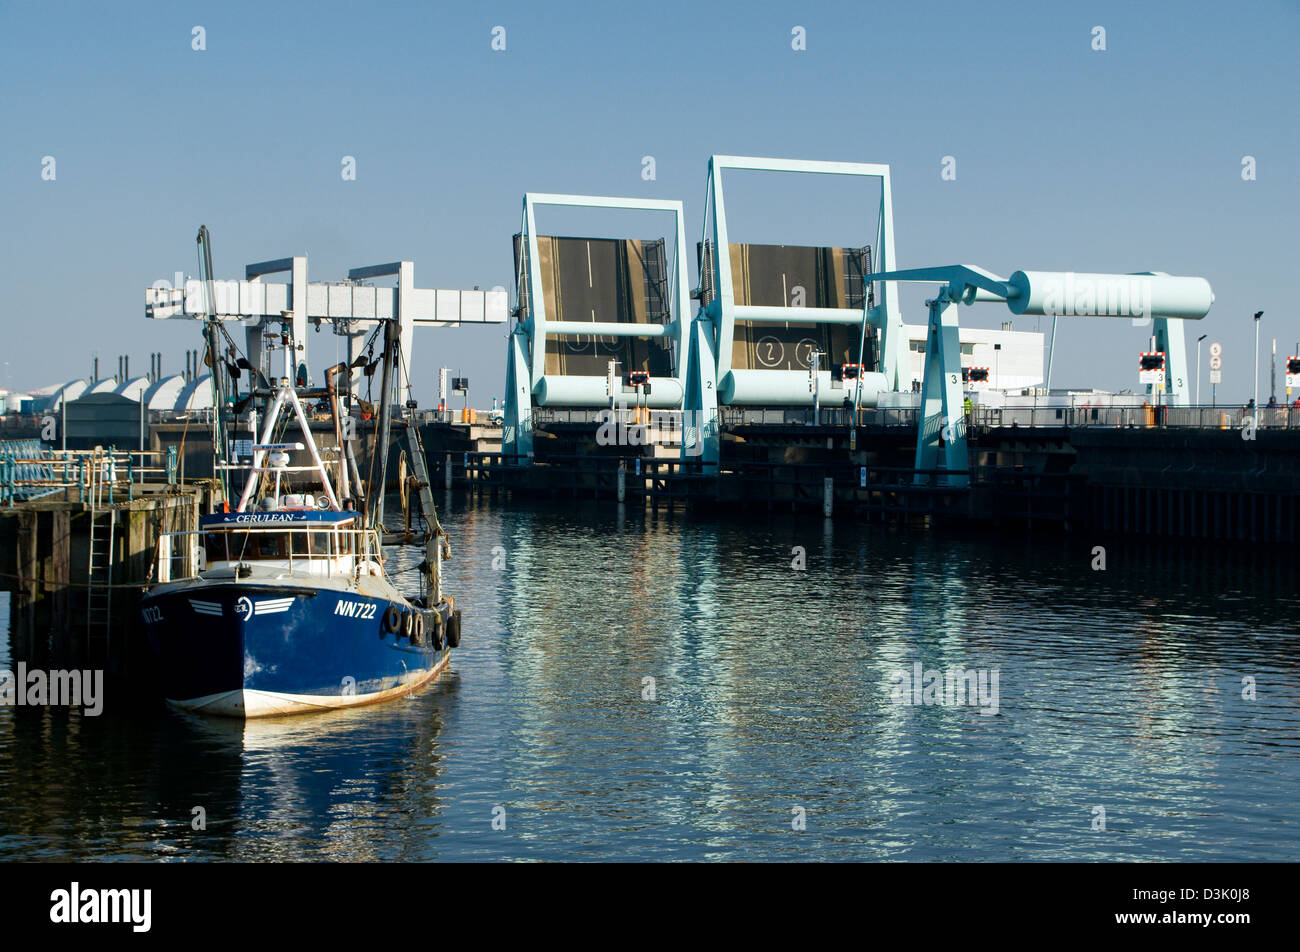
top-left (201, 511), bottom-right (356, 526)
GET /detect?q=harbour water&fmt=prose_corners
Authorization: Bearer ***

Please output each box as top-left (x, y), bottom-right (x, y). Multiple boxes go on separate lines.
top-left (1, 498), bottom-right (1297, 861)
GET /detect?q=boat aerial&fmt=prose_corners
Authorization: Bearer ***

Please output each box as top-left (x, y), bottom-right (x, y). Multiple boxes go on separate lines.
top-left (140, 226), bottom-right (460, 717)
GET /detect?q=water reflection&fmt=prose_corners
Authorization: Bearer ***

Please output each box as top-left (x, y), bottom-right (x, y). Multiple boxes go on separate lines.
top-left (1, 500), bottom-right (1298, 861)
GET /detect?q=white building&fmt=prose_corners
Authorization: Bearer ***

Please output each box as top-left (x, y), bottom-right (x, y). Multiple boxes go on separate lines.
top-left (1, 390), bottom-right (35, 414)
top-left (40, 379), bottom-right (90, 410)
top-left (901, 323), bottom-right (1043, 392)
top-left (175, 374), bottom-right (214, 411)
top-left (82, 378), bottom-right (120, 397)
top-left (113, 376), bottom-right (152, 402)
top-left (143, 374), bottom-right (188, 410)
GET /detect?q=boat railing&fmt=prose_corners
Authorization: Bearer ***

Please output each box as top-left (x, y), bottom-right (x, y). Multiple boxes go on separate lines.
top-left (153, 525), bottom-right (385, 583)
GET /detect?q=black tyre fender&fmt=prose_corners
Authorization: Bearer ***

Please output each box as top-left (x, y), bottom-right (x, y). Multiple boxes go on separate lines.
top-left (410, 611), bottom-right (425, 646)
top-left (383, 604), bottom-right (401, 634)
top-left (427, 611), bottom-right (444, 651)
top-left (446, 609), bottom-right (462, 648)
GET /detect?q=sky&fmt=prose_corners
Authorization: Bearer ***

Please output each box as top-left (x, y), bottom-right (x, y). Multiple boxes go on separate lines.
top-left (1, 0), bottom-right (1297, 405)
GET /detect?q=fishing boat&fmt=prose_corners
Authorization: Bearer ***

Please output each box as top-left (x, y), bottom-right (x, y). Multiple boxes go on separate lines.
top-left (140, 228), bottom-right (460, 717)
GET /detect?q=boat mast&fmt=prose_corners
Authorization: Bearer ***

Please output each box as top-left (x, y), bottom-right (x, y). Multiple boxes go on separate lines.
top-left (371, 316), bottom-right (399, 531)
top-left (197, 225), bottom-right (230, 502)
top-left (234, 380), bottom-right (342, 513)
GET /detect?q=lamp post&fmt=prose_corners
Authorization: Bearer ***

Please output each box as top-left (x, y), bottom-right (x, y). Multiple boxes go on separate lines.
top-left (809, 349), bottom-right (822, 427)
top-left (1195, 333), bottom-right (1207, 406)
top-left (1253, 311), bottom-right (1263, 411)
top-left (1271, 337), bottom-right (1277, 405)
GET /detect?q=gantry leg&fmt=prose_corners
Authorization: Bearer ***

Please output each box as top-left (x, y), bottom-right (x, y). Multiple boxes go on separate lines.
top-left (683, 315), bottom-right (720, 472)
top-left (503, 330), bottom-right (533, 463)
top-left (1153, 317), bottom-right (1189, 406)
top-left (914, 296), bottom-right (969, 487)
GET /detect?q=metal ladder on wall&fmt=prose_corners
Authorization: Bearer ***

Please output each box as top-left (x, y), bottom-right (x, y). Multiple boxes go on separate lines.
top-left (86, 450), bottom-right (117, 659)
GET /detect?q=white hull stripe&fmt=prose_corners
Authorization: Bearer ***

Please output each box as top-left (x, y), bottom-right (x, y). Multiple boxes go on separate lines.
top-left (166, 654), bottom-right (450, 718)
top-left (254, 598), bottom-right (295, 616)
top-left (188, 597), bottom-right (300, 618)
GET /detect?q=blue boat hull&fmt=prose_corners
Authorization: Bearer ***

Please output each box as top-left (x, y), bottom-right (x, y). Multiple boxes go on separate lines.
top-left (140, 584), bottom-right (449, 717)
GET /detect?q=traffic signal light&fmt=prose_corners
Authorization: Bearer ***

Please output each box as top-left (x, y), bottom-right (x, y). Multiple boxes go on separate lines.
top-left (1288, 357), bottom-right (1300, 375)
top-left (626, 371), bottom-right (650, 387)
top-left (1139, 353), bottom-right (1165, 372)
top-left (966, 367), bottom-right (989, 383)
top-left (833, 363), bottom-right (863, 381)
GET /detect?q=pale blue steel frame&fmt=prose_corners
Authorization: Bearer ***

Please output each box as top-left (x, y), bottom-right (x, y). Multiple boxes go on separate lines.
top-left (503, 193), bottom-right (692, 462)
top-left (690, 156), bottom-right (909, 470)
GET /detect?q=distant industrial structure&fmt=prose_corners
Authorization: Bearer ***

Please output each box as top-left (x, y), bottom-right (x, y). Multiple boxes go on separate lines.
top-left (10, 152), bottom-right (1298, 552)
top-left (1, 355), bottom-right (222, 451)
top-left (6, 348), bottom-right (216, 415)
top-left (500, 155), bottom-right (1209, 484)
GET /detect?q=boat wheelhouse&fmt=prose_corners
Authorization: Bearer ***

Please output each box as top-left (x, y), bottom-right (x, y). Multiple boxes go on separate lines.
top-left (158, 508), bottom-right (383, 584)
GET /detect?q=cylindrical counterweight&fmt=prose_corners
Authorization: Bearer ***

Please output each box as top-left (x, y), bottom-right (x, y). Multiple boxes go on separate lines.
top-left (719, 370), bottom-right (889, 406)
top-left (535, 375), bottom-right (684, 408)
top-left (1005, 271), bottom-right (1213, 320)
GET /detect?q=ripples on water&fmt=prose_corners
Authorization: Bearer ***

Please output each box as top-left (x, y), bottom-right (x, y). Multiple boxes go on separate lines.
top-left (1, 497), bottom-right (1297, 861)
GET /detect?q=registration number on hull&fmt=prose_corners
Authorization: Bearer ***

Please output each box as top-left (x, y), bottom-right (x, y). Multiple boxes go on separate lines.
top-left (334, 600), bottom-right (379, 620)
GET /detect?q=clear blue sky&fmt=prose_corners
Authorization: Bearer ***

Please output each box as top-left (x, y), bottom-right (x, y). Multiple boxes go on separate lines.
top-left (2, 0), bottom-right (1296, 404)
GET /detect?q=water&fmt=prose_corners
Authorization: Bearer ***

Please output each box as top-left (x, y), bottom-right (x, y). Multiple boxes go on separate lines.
top-left (1, 498), bottom-right (1297, 861)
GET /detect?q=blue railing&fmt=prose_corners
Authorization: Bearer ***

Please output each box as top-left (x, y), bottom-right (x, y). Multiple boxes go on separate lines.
top-left (0, 444), bottom-right (157, 508)
top-left (0, 439), bottom-right (61, 505)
